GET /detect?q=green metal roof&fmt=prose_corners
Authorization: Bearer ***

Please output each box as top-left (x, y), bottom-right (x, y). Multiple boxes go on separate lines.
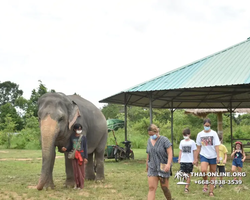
top-left (100, 38), bottom-right (250, 109)
top-left (128, 38), bottom-right (250, 91)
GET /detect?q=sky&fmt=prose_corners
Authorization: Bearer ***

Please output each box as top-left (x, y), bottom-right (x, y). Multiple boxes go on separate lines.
top-left (0, 0), bottom-right (250, 109)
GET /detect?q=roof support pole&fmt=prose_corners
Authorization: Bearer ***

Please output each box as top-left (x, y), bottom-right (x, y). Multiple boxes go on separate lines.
top-left (124, 93), bottom-right (128, 141)
top-left (149, 92), bottom-right (153, 124)
top-left (217, 113), bottom-right (223, 140)
top-left (171, 101), bottom-right (174, 157)
top-left (230, 102), bottom-right (233, 153)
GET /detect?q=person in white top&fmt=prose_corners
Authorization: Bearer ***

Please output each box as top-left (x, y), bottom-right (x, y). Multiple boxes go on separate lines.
top-left (196, 118), bottom-right (220, 197)
top-left (178, 128), bottom-right (197, 193)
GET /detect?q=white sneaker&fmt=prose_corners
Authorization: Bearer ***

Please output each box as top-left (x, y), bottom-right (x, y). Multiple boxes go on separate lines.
top-left (73, 186), bottom-right (77, 189)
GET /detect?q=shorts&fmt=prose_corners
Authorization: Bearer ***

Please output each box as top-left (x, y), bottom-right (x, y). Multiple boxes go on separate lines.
top-left (232, 159), bottom-right (243, 168)
top-left (148, 167), bottom-right (172, 178)
top-left (216, 165), bottom-right (225, 173)
top-left (200, 154), bottom-right (217, 165)
top-left (180, 163), bottom-right (193, 174)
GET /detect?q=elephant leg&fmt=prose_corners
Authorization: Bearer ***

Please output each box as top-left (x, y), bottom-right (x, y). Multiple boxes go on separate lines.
top-left (95, 149), bottom-right (105, 181)
top-left (85, 152), bottom-right (96, 180)
top-left (64, 152), bottom-right (75, 187)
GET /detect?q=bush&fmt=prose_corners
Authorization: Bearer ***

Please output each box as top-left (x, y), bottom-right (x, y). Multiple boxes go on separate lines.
top-left (130, 134), bottom-right (148, 149)
top-left (223, 125), bottom-right (250, 143)
top-left (11, 133), bottom-right (26, 149)
top-left (25, 140), bottom-right (41, 150)
top-left (0, 131), bottom-right (7, 145)
top-left (10, 128), bottom-right (41, 149)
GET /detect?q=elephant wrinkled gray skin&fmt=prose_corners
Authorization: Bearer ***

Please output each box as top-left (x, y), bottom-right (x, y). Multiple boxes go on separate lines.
top-left (36, 92), bottom-right (107, 190)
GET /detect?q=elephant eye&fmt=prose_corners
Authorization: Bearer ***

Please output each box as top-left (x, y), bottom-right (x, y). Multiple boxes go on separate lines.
top-left (58, 117), bottom-right (64, 122)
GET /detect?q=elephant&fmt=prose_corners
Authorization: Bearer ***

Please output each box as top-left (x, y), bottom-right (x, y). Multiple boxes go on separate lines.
top-left (36, 92), bottom-right (108, 190)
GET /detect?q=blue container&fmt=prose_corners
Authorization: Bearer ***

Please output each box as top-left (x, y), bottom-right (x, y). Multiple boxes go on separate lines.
top-left (173, 157), bottom-right (178, 163)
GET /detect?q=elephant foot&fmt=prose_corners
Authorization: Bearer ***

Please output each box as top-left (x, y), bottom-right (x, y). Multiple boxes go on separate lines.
top-left (95, 175), bottom-right (105, 181)
top-left (95, 179), bottom-right (105, 183)
top-left (64, 184), bottom-right (75, 189)
top-left (65, 178), bottom-right (75, 188)
top-left (37, 177), bottom-right (55, 190)
top-left (85, 174), bottom-right (96, 180)
top-left (44, 182), bottom-right (55, 190)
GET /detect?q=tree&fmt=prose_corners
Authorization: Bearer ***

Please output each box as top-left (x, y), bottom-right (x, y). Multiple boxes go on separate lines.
top-left (26, 80), bottom-right (49, 117)
top-left (0, 103), bottom-right (23, 131)
top-left (101, 104), bottom-right (123, 119)
top-left (127, 106), bottom-right (149, 122)
top-left (0, 114), bottom-right (16, 148)
top-left (0, 81), bottom-right (23, 107)
top-left (153, 109), bottom-right (171, 124)
top-left (238, 113), bottom-right (250, 126)
top-left (12, 112), bottom-right (41, 149)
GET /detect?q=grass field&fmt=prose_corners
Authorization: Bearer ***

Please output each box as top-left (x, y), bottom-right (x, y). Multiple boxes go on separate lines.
top-left (0, 148), bottom-right (249, 200)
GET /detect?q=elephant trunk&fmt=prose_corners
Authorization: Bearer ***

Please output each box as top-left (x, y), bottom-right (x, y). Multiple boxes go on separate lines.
top-left (37, 115), bottom-right (58, 190)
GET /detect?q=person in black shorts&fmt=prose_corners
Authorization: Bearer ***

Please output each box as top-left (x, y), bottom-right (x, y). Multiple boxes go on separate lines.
top-left (215, 135), bottom-right (228, 188)
top-left (178, 128), bottom-right (197, 193)
top-left (180, 163), bottom-right (194, 174)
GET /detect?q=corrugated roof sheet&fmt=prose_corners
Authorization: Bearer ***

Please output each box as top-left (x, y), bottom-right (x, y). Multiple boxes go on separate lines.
top-left (127, 38), bottom-right (250, 92)
top-left (99, 38), bottom-right (250, 109)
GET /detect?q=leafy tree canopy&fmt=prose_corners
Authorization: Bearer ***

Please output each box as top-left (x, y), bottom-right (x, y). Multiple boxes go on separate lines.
top-left (0, 114), bottom-right (17, 148)
top-left (26, 80), bottom-right (55, 117)
top-left (237, 113), bottom-right (250, 125)
top-left (0, 103), bottom-right (23, 131)
top-left (101, 104), bottom-right (124, 119)
top-left (0, 81), bottom-right (23, 107)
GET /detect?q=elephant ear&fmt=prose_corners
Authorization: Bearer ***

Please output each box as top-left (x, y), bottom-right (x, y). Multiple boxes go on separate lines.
top-left (68, 101), bottom-right (81, 129)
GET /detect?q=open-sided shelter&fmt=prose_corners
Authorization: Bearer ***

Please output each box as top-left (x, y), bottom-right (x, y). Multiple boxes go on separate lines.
top-left (100, 37), bottom-right (250, 154)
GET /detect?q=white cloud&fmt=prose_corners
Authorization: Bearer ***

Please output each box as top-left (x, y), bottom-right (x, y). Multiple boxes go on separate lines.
top-left (0, 0), bottom-right (250, 108)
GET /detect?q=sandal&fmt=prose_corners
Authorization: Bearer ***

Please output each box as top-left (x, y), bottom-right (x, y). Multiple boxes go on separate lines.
top-left (184, 188), bottom-right (189, 193)
top-left (209, 192), bottom-right (214, 197)
top-left (203, 185), bottom-right (208, 192)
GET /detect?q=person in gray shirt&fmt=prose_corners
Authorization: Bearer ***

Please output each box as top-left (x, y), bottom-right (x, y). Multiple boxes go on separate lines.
top-left (146, 124), bottom-right (173, 200)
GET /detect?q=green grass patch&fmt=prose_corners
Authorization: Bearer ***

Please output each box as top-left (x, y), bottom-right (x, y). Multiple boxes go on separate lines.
top-left (0, 149), bottom-right (249, 200)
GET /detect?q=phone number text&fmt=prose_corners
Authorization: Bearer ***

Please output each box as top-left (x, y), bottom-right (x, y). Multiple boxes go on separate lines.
top-left (194, 180), bottom-right (242, 185)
